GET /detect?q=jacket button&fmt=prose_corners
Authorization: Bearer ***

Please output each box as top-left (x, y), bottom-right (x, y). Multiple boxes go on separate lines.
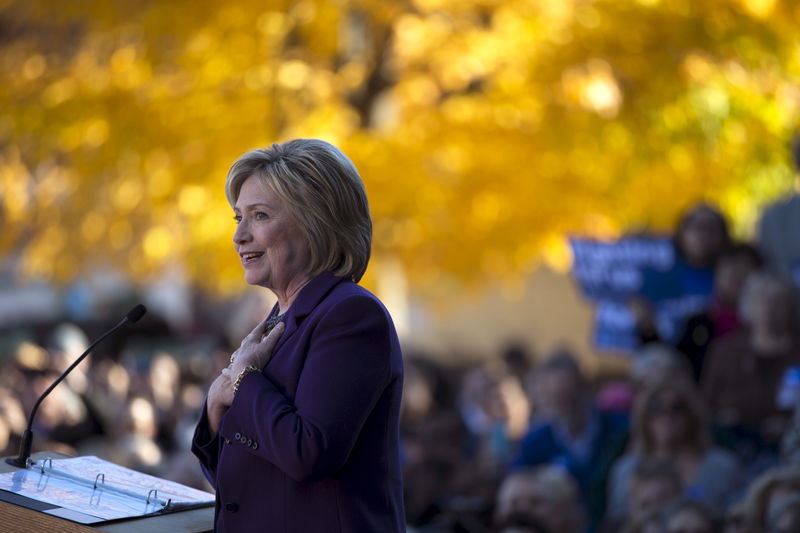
top-left (224, 438), bottom-right (231, 445)
top-left (234, 432), bottom-right (241, 440)
top-left (246, 439), bottom-right (252, 447)
top-left (240, 435), bottom-right (247, 444)
top-left (251, 441), bottom-right (258, 450)
top-left (225, 502), bottom-right (239, 513)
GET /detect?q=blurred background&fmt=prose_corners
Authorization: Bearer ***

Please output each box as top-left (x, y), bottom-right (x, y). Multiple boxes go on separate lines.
top-left (2, 1), bottom-right (800, 532)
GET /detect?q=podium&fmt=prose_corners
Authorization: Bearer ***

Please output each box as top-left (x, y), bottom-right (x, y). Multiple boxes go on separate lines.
top-left (0, 452), bottom-right (214, 533)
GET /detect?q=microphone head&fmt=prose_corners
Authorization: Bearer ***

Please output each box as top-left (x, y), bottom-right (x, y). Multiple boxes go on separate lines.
top-left (126, 304), bottom-right (147, 323)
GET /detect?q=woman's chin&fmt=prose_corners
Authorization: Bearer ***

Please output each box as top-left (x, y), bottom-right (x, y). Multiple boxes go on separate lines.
top-left (244, 272), bottom-right (266, 286)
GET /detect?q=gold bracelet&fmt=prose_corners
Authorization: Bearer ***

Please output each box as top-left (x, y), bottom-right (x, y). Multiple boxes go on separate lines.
top-left (232, 365), bottom-right (260, 395)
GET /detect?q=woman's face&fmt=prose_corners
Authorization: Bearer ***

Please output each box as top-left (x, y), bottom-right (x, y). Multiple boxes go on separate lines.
top-left (647, 390), bottom-right (690, 449)
top-left (233, 176), bottom-right (310, 291)
top-left (679, 208), bottom-right (726, 268)
top-left (534, 369), bottom-right (581, 421)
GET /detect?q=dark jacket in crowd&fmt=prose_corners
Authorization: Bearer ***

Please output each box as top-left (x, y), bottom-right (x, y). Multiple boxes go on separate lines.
top-left (513, 410), bottom-right (629, 528)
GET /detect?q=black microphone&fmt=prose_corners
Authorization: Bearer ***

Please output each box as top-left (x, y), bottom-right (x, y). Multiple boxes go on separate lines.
top-left (5, 304), bottom-right (147, 468)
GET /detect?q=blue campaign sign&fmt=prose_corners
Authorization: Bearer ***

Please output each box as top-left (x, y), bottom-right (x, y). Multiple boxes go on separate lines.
top-left (569, 236), bottom-right (712, 352)
top-left (569, 236), bottom-right (674, 300)
top-left (593, 300), bottom-right (640, 352)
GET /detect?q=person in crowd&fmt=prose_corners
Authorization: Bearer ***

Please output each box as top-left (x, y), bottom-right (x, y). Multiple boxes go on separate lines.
top-left (631, 344), bottom-right (694, 391)
top-left (757, 132), bottom-right (800, 289)
top-left (595, 379), bottom-right (635, 417)
top-left (495, 466), bottom-right (585, 533)
top-left (673, 203), bottom-right (731, 272)
top-left (514, 350), bottom-right (628, 528)
top-left (115, 395), bottom-right (163, 473)
top-left (191, 139), bottom-right (405, 532)
top-left (460, 360), bottom-right (530, 472)
top-left (22, 333), bottom-right (104, 452)
top-left (594, 344), bottom-right (694, 420)
top-left (0, 386), bottom-right (26, 457)
top-left (401, 355), bottom-right (473, 528)
top-left (634, 203), bottom-right (731, 346)
top-left (741, 466), bottom-right (800, 533)
top-left (702, 273), bottom-right (800, 446)
top-left (614, 459), bottom-right (683, 533)
top-left (607, 380), bottom-right (743, 522)
top-left (659, 498), bottom-right (722, 533)
top-left (501, 342), bottom-right (535, 387)
top-left (674, 243), bottom-right (763, 381)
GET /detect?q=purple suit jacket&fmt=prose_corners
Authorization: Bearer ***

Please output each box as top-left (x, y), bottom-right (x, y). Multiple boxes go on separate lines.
top-left (192, 272), bottom-right (405, 532)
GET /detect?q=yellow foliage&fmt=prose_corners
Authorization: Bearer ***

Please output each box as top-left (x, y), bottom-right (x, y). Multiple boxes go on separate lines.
top-left (0, 0), bottom-right (799, 298)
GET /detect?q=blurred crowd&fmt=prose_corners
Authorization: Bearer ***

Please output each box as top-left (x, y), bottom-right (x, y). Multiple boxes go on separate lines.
top-left (2, 150), bottom-right (800, 533)
top-left (399, 174), bottom-right (800, 533)
top-left (0, 302), bottom-right (235, 492)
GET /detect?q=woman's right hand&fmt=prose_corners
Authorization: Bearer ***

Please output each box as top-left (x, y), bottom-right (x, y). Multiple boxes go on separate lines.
top-left (228, 319), bottom-right (285, 379)
top-left (207, 371), bottom-right (233, 434)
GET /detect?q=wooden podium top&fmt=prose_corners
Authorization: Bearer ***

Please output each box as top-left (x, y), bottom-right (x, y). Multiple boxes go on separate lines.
top-left (0, 452), bottom-right (213, 533)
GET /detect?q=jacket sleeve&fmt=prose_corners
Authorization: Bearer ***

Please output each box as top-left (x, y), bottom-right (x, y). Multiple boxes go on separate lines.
top-left (190, 400), bottom-right (221, 489)
top-left (218, 294), bottom-right (393, 482)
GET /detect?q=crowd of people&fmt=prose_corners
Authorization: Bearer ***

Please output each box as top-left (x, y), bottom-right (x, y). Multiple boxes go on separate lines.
top-left (400, 184), bottom-right (800, 533)
top-left (0, 305), bottom-right (234, 491)
top-left (1, 148), bottom-right (800, 533)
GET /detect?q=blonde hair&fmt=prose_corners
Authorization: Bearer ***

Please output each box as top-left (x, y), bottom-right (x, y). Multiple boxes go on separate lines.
top-left (225, 139), bottom-right (372, 282)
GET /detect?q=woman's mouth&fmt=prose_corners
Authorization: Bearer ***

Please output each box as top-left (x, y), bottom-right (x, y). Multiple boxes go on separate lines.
top-left (241, 252), bottom-right (264, 265)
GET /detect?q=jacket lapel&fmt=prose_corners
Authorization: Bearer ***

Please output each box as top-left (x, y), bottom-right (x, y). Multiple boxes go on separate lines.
top-left (270, 271), bottom-right (347, 357)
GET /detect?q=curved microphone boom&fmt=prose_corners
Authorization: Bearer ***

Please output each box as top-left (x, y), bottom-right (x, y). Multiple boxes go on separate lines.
top-left (5, 304), bottom-right (147, 468)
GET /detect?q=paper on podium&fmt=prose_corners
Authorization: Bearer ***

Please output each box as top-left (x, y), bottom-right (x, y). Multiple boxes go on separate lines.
top-left (0, 456), bottom-right (214, 523)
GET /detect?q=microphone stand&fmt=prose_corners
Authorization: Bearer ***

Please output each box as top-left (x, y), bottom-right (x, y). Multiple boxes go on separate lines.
top-left (5, 305), bottom-right (146, 468)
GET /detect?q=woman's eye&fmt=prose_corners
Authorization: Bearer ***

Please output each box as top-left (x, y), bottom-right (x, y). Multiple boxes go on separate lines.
top-left (233, 215), bottom-right (242, 223)
top-left (255, 211), bottom-right (268, 220)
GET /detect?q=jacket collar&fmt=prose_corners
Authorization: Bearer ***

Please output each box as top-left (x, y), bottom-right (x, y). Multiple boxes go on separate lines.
top-left (289, 271), bottom-right (347, 319)
top-left (271, 271), bottom-right (348, 353)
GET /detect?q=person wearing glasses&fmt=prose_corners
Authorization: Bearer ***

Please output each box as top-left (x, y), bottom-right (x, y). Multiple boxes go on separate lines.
top-left (606, 380), bottom-right (742, 526)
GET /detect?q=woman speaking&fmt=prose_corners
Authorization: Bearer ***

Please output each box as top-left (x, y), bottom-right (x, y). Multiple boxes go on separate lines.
top-left (192, 139), bottom-right (405, 532)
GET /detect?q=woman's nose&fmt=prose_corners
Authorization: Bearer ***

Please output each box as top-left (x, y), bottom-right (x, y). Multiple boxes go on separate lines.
top-left (233, 221), bottom-right (251, 245)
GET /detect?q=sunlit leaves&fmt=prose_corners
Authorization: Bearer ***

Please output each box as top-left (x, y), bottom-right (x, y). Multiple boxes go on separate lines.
top-left (0, 0), bottom-right (798, 297)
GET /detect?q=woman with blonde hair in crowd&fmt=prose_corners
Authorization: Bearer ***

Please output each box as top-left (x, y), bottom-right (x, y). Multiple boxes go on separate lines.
top-left (606, 379), bottom-right (743, 524)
